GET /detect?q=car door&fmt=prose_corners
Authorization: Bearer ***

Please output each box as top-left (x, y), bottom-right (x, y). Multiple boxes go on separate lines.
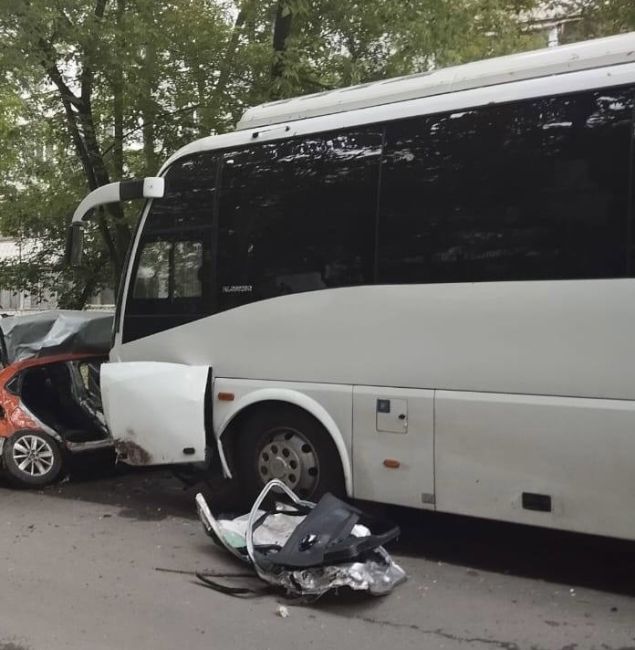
top-left (101, 361), bottom-right (210, 465)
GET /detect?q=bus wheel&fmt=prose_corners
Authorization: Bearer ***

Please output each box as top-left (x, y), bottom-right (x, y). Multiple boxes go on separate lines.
top-left (3, 431), bottom-right (63, 488)
top-left (235, 405), bottom-right (345, 505)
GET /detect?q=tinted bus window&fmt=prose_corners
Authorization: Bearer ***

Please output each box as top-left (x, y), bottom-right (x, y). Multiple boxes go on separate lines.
top-left (123, 153), bottom-right (217, 342)
top-left (378, 86), bottom-right (634, 284)
top-left (217, 128), bottom-right (382, 312)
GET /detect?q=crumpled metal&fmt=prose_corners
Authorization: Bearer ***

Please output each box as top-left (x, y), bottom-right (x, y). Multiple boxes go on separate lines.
top-left (195, 479), bottom-right (406, 599)
top-left (0, 310), bottom-right (113, 364)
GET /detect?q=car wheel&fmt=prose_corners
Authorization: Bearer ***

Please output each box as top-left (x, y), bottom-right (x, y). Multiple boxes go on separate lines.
top-left (3, 431), bottom-right (63, 487)
top-left (235, 405), bottom-right (345, 506)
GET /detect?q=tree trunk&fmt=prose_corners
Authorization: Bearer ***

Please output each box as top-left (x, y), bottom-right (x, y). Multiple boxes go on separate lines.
top-left (60, 249), bottom-right (108, 310)
top-left (42, 55), bottom-right (130, 300)
top-left (270, 0), bottom-right (294, 99)
top-left (205, 2), bottom-right (250, 131)
top-left (113, 0), bottom-right (125, 179)
top-left (38, 0), bottom-right (132, 300)
top-left (141, 41), bottom-right (159, 174)
top-left (194, 59), bottom-right (207, 138)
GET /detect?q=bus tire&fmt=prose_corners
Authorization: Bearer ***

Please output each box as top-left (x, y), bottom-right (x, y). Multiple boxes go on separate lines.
top-left (235, 404), bottom-right (345, 506)
top-left (3, 431), bottom-right (64, 488)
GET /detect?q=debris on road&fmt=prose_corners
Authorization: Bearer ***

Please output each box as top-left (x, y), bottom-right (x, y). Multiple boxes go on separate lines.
top-left (195, 478), bottom-right (406, 601)
top-left (276, 605), bottom-right (289, 618)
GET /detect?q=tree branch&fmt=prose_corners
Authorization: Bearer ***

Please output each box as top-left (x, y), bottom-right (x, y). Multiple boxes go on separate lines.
top-left (80, 0), bottom-right (108, 105)
top-left (40, 53), bottom-right (98, 190)
top-left (271, 0), bottom-right (294, 96)
top-left (214, 5), bottom-right (249, 99)
top-left (38, 38), bottom-right (83, 109)
top-left (94, 207), bottom-right (120, 269)
top-left (94, 0), bottom-right (107, 19)
top-left (112, 0), bottom-right (125, 178)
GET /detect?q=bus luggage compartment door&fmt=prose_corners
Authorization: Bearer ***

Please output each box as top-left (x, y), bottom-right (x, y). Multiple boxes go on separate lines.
top-left (101, 362), bottom-right (209, 466)
top-left (352, 386), bottom-right (435, 509)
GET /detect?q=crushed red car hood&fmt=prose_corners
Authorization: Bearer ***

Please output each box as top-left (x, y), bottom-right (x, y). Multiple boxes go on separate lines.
top-left (0, 310), bottom-right (113, 365)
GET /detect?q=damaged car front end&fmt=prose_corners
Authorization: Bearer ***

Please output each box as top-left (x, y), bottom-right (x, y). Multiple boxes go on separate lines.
top-left (0, 311), bottom-right (113, 487)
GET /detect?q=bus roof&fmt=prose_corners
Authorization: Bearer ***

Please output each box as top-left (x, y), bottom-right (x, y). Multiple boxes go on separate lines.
top-left (160, 31), bottom-right (635, 174)
top-left (237, 32), bottom-right (635, 130)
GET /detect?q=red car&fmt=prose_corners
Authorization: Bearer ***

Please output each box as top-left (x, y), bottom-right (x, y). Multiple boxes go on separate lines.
top-left (0, 311), bottom-right (112, 487)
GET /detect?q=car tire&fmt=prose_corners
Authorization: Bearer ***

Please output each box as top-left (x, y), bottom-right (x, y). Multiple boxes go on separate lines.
top-left (3, 431), bottom-right (64, 488)
top-left (235, 404), bottom-right (345, 506)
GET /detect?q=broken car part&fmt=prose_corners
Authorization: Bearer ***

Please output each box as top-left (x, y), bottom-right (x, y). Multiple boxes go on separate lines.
top-left (101, 362), bottom-right (209, 466)
top-left (195, 478), bottom-right (406, 600)
top-left (0, 311), bottom-right (114, 487)
top-left (0, 310), bottom-right (113, 365)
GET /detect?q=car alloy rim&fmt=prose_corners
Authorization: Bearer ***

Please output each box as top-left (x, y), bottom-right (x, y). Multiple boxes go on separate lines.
top-left (12, 435), bottom-right (55, 477)
top-left (257, 428), bottom-right (320, 498)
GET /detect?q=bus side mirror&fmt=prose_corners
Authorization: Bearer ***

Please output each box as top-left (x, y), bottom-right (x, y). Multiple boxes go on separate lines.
top-left (65, 223), bottom-right (84, 268)
top-left (67, 176), bottom-right (165, 269)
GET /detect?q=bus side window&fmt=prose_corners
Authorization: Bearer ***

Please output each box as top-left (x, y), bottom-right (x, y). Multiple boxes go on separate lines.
top-left (217, 128), bottom-right (382, 312)
top-left (378, 84), bottom-right (635, 284)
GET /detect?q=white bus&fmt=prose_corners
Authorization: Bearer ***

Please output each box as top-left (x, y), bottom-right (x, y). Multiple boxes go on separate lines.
top-left (71, 32), bottom-right (635, 540)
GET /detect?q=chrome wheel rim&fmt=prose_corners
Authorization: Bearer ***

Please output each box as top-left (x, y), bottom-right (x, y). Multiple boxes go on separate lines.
top-left (12, 435), bottom-right (55, 477)
top-left (257, 429), bottom-right (319, 497)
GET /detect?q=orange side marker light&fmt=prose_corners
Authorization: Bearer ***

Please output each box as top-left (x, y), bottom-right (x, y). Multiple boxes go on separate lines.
top-left (217, 392), bottom-right (235, 401)
top-left (383, 458), bottom-right (401, 469)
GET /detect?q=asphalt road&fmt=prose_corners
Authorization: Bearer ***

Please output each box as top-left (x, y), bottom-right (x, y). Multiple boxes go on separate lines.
top-left (0, 463), bottom-right (634, 650)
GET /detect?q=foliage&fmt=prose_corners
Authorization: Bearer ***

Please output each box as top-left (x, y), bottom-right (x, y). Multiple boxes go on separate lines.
top-left (0, 0), bottom-right (629, 307)
top-left (560, 0), bottom-right (635, 41)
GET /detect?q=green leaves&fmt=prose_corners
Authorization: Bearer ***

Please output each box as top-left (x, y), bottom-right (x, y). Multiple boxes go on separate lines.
top-left (560, 0), bottom-right (635, 42)
top-left (0, 0), bottom-right (629, 307)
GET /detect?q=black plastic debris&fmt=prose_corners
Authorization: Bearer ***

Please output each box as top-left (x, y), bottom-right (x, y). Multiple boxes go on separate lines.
top-left (195, 479), bottom-right (407, 600)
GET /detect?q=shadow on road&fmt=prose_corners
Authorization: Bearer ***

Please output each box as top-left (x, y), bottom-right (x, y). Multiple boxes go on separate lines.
top-left (3, 464), bottom-right (635, 598)
top-left (0, 453), bottom-right (197, 522)
top-left (386, 504), bottom-right (635, 598)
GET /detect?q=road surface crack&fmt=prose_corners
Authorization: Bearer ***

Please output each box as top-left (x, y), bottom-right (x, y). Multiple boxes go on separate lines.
top-left (353, 615), bottom-right (520, 650)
